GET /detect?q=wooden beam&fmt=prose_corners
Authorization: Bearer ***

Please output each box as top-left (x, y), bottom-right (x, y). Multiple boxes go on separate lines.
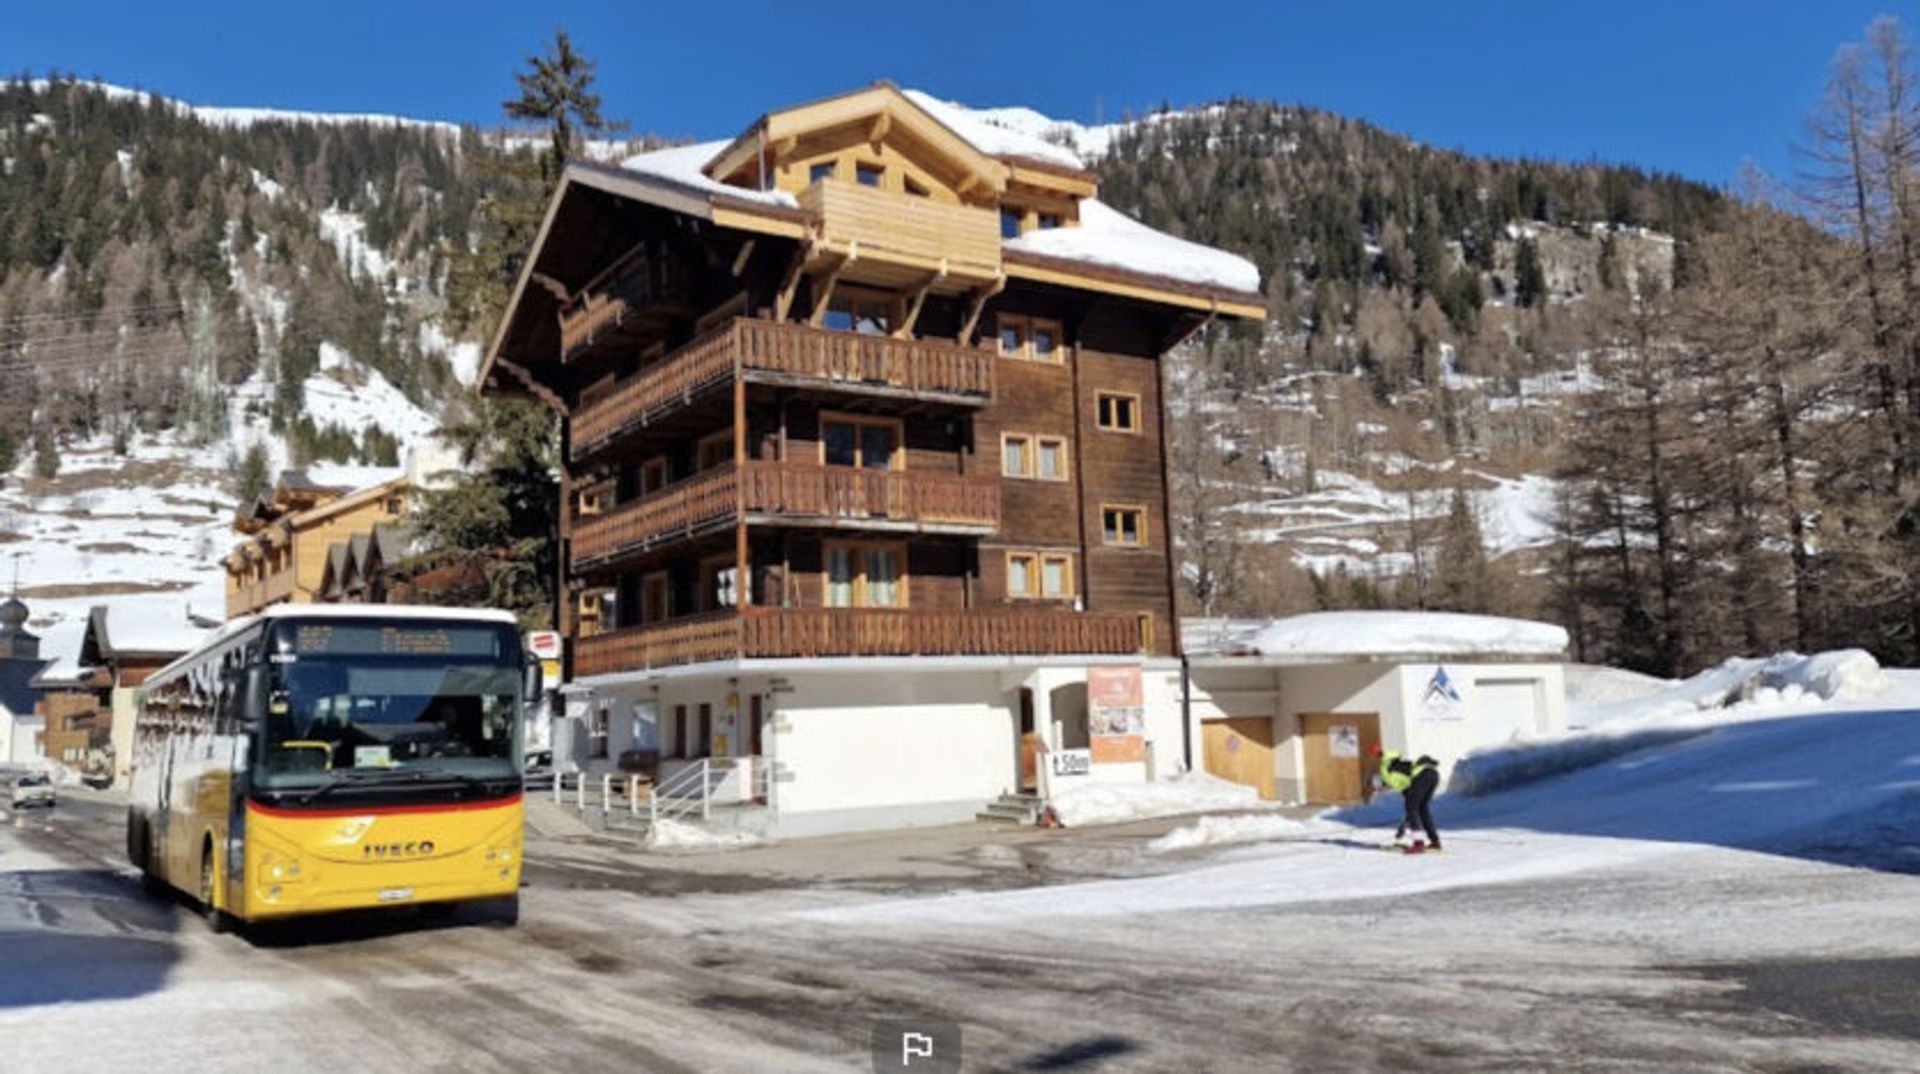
top-left (868, 111), bottom-right (891, 145)
top-left (807, 256), bottom-right (849, 327)
top-left (774, 134), bottom-right (797, 158)
top-left (529, 272), bottom-right (570, 302)
top-left (773, 243), bottom-right (810, 322)
top-left (894, 272), bottom-right (941, 339)
top-left (730, 239), bottom-right (757, 278)
top-left (956, 276), bottom-right (1006, 344)
top-left (493, 357), bottom-right (570, 418)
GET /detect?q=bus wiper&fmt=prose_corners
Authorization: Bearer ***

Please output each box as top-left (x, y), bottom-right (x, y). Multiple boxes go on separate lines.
top-left (296, 769), bottom-right (430, 805)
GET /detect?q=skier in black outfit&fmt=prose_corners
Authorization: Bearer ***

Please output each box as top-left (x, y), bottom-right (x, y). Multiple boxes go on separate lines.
top-left (1371, 745), bottom-right (1442, 852)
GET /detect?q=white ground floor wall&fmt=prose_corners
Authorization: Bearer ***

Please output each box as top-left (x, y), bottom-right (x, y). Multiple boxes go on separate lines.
top-left (1188, 660), bottom-right (1567, 803)
top-left (564, 659), bottom-right (1189, 838)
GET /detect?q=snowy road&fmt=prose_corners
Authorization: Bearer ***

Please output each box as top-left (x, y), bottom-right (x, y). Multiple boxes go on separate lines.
top-left (4, 714), bottom-right (1920, 1074)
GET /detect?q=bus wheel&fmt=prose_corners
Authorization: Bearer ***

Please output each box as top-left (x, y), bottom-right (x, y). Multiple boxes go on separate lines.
top-left (199, 844), bottom-right (228, 935)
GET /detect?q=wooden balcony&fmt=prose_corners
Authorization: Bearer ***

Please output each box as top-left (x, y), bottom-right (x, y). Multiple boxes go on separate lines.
top-left (574, 608), bottom-right (1146, 676)
top-left (570, 462), bottom-right (1000, 572)
top-left (798, 180), bottom-right (1001, 283)
top-left (558, 243), bottom-right (667, 362)
top-left (570, 318), bottom-right (993, 464)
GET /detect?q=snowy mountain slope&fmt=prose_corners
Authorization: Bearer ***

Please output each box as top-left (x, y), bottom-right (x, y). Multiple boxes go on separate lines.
top-left (1, 350), bottom-right (442, 661)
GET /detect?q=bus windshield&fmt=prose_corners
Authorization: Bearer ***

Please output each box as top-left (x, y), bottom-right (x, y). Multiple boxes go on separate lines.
top-left (255, 619), bottom-right (523, 791)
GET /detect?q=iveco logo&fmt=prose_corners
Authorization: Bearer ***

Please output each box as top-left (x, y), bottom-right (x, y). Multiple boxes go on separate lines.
top-left (362, 840), bottom-right (435, 859)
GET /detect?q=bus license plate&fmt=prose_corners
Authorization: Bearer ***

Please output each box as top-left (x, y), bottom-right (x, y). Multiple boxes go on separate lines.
top-left (377, 887), bottom-right (414, 903)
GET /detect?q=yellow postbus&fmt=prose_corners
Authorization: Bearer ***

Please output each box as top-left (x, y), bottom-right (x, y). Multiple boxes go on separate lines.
top-left (127, 605), bottom-right (535, 930)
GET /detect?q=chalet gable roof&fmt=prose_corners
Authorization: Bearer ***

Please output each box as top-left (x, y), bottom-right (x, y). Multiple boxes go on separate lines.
top-left (704, 83), bottom-right (1031, 199)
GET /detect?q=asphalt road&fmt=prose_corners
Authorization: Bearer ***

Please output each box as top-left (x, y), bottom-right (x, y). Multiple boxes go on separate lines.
top-left (2, 795), bottom-right (1919, 1073)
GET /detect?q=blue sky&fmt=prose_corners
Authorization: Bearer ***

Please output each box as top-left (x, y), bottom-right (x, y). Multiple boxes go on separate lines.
top-left (0, 1), bottom-right (1905, 184)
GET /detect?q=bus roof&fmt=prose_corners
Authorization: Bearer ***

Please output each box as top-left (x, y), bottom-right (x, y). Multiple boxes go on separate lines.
top-left (150, 604), bottom-right (523, 682)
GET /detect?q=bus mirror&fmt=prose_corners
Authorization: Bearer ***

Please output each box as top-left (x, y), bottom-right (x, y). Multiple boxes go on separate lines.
top-left (523, 663), bottom-right (543, 704)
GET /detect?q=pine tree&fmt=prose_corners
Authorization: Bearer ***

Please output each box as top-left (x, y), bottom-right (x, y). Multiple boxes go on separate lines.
top-left (31, 431), bottom-right (58, 480)
top-left (1433, 486), bottom-right (1492, 613)
top-left (234, 441), bottom-right (272, 504)
top-left (503, 29), bottom-right (625, 184)
top-left (1514, 237), bottom-right (1547, 308)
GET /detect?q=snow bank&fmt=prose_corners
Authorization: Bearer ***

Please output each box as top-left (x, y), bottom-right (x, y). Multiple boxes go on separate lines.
top-left (1455, 649), bottom-right (1893, 796)
top-left (1006, 198), bottom-right (1261, 295)
top-left (1146, 813), bottom-right (1319, 853)
top-left (645, 818), bottom-right (762, 852)
top-left (1047, 770), bottom-right (1276, 827)
top-left (1229, 611), bottom-right (1568, 660)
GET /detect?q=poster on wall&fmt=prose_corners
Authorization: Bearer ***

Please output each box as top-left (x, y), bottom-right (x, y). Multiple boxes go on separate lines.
top-left (1329, 724), bottom-right (1360, 759)
top-left (1088, 665), bottom-right (1147, 763)
top-left (1419, 665), bottom-right (1467, 721)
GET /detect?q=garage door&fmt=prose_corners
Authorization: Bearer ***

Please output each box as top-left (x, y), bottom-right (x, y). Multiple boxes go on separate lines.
top-left (1473, 679), bottom-right (1541, 746)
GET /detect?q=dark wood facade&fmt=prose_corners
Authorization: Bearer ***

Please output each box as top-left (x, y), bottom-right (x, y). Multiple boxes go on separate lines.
top-left (482, 86), bottom-right (1261, 675)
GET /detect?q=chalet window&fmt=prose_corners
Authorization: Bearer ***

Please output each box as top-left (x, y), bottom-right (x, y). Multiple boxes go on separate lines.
top-left (1102, 505), bottom-right (1147, 547)
top-left (641, 456), bottom-right (668, 494)
top-left (384, 497), bottom-right (402, 515)
top-left (1007, 553), bottom-right (1034, 597)
top-left (702, 557), bottom-right (739, 611)
top-left (1096, 391), bottom-right (1141, 432)
top-left (822, 414), bottom-right (900, 469)
top-left (856, 162), bottom-right (884, 187)
top-left (997, 315), bottom-right (1064, 363)
top-left (1037, 212), bottom-right (1061, 230)
top-left (810, 161), bottom-right (835, 183)
top-left (824, 540), bottom-right (906, 608)
top-left (823, 289), bottom-right (893, 335)
top-left (999, 321), bottom-right (1025, 356)
top-left (1036, 436), bottom-right (1068, 481)
top-left (1001, 434), bottom-right (1031, 478)
top-left (1002, 433), bottom-right (1066, 480)
top-left (1000, 208), bottom-right (1022, 239)
top-left (1008, 551), bottom-right (1074, 599)
top-left (641, 572), bottom-right (671, 622)
top-left (1032, 324), bottom-right (1059, 360)
top-left (904, 176), bottom-right (930, 197)
top-left (697, 431), bottom-right (733, 472)
top-left (1041, 553), bottom-right (1073, 597)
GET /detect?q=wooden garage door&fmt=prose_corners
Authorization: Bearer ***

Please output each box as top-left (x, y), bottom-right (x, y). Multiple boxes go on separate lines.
top-left (1299, 712), bottom-right (1381, 804)
top-left (1202, 717), bottom-right (1276, 800)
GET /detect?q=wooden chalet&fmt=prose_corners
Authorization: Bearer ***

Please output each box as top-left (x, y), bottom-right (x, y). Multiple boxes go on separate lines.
top-left (483, 83), bottom-right (1265, 680)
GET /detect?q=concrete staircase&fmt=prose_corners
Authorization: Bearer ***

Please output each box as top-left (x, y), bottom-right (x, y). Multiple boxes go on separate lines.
top-left (976, 791), bottom-right (1041, 825)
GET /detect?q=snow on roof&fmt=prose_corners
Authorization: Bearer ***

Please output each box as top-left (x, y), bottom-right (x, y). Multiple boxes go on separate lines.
top-left (618, 141), bottom-right (799, 209)
top-left (1192, 611), bottom-right (1569, 661)
top-left (899, 89), bottom-right (1087, 171)
top-left (102, 604), bottom-right (212, 657)
top-left (1007, 198), bottom-right (1262, 295)
top-left (302, 462), bottom-right (406, 494)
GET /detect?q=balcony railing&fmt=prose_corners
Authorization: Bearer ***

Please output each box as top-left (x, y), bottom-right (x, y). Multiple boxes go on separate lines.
top-left (573, 608), bottom-right (1145, 676)
top-left (569, 318), bottom-right (993, 463)
top-left (569, 462), bottom-right (1000, 572)
top-left (558, 244), bottom-right (663, 360)
top-left (739, 463), bottom-right (999, 530)
top-left (797, 179), bottom-right (1001, 280)
top-left (570, 466), bottom-right (739, 570)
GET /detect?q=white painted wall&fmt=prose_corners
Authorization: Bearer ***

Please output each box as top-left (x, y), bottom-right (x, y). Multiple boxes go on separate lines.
top-left (1396, 663), bottom-right (1567, 770)
top-left (1185, 660), bottom-right (1567, 801)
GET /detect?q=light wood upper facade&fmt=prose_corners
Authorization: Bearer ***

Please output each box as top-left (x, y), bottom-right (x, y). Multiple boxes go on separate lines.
top-left (482, 83), bottom-right (1262, 677)
top-left (223, 473), bottom-right (409, 619)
